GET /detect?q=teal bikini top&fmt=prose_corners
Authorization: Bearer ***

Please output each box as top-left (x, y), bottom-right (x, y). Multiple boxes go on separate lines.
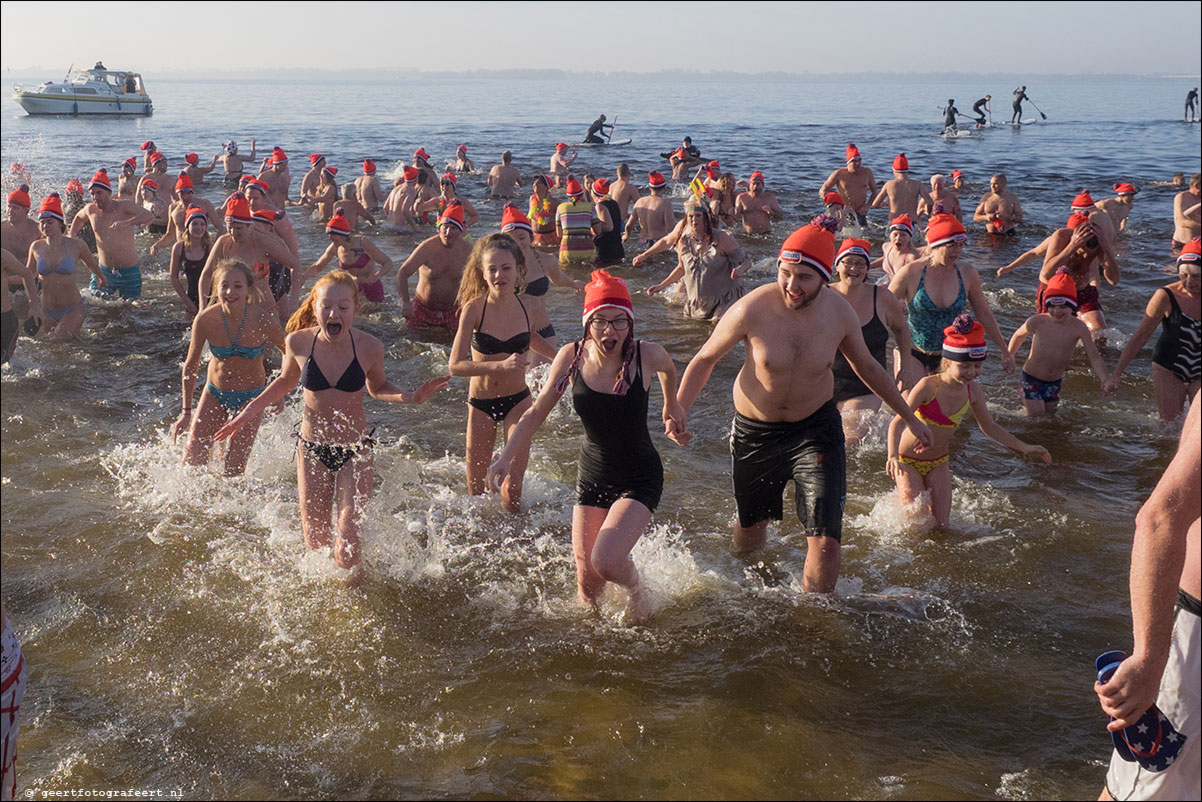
top-left (211, 304), bottom-right (267, 360)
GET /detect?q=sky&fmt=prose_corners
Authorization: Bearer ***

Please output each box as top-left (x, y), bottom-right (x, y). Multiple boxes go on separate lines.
top-left (2, 0), bottom-right (1200, 77)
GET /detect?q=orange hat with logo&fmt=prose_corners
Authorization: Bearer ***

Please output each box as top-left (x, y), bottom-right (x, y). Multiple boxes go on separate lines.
top-left (779, 216), bottom-right (840, 281)
top-left (1043, 269), bottom-right (1078, 308)
top-left (926, 213), bottom-right (967, 247)
top-left (836, 238), bottom-right (872, 266)
top-left (175, 173), bottom-right (194, 193)
top-left (439, 200), bottom-right (464, 230)
top-left (501, 203), bottom-right (532, 234)
top-left (942, 314), bottom-right (987, 362)
top-left (38, 193), bottom-right (64, 222)
top-left (325, 209), bottom-right (351, 235)
top-left (7, 185), bottom-right (30, 208)
top-left (89, 169), bottom-right (112, 192)
top-left (224, 194), bottom-right (253, 224)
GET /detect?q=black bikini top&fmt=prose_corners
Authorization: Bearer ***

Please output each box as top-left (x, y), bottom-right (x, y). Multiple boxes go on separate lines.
top-left (524, 275), bottom-right (550, 297)
top-left (300, 331), bottom-right (366, 393)
top-left (472, 296), bottom-right (531, 355)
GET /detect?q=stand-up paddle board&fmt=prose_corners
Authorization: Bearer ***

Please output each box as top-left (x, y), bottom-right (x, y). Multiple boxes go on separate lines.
top-left (571, 138), bottom-right (632, 148)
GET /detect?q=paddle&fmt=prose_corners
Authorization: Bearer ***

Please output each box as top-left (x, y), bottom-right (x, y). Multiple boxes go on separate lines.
top-left (605, 116), bottom-right (619, 142)
top-left (1029, 99), bottom-right (1048, 120)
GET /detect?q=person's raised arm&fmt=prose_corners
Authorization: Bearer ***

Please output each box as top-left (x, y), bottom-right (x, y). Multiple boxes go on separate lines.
top-left (124, 199), bottom-right (156, 227)
top-left (1096, 401), bottom-right (1201, 730)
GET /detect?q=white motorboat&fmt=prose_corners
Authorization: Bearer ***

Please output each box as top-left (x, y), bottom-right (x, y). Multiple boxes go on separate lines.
top-left (12, 63), bottom-right (152, 115)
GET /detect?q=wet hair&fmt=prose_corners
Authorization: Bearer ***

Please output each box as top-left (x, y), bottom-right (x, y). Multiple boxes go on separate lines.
top-left (287, 269), bottom-right (360, 332)
top-left (209, 259), bottom-right (262, 306)
top-left (501, 150), bottom-right (512, 164)
top-left (456, 233), bottom-right (526, 309)
top-left (1192, 173), bottom-right (1201, 189)
top-left (616, 163), bottom-right (630, 178)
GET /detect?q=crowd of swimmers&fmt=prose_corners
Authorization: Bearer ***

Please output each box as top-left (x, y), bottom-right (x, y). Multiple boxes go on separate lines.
top-left (1, 126), bottom-right (1200, 799)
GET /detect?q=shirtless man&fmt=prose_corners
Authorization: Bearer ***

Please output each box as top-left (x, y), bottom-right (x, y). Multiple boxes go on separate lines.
top-left (549, 143), bottom-right (577, 188)
top-left (69, 169), bottom-right (155, 299)
top-left (396, 202), bottom-right (471, 332)
top-left (261, 147), bottom-right (291, 209)
top-left (296, 153), bottom-right (326, 205)
top-left (2, 186), bottom-right (38, 263)
top-left (871, 154), bottom-right (932, 225)
top-left (1036, 214), bottom-right (1119, 338)
top-left (383, 167), bottom-right (420, 231)
top-left (218, 139), bottom-right (256, 187)
top-left (116, 158), bottom-right (140, 200)
top-left (182, 152), bottom-right (218, 186)
top-left (333, 185), bottom-right (375, 230)
top-left (1096, 183), bottom-right (1138, 235)
top-left (355, 160), bottom-right (384, 211)
top-left (1071, 191), bottom-right (1119, 252)
top-left (1095, 400), bottom-right (1200, 802)
top-left (1172, 173), bottom-right (1201, 250)
top-left (139, 181), bottom-right (170, 234)
top-left (246, 183), bottom-right (300, 262)
top-left (623, 171), bottom-right (675, 250)
top-left (609, 164), bottom-right (641, 221)
top-left (820, 144), bottom-right (876, 228)
top-left (140, 140), bottom-right (158, 172)
top-left (487, 151), bottom-right (522, 199)
top-left (734, 171), bottom-right (784, 235)
top-left (675, 219), bottom-right (934, 593)
top-left (919, 174), bottom-right (961, 221)
top-left (973, 174), bottom-right (1023, 234)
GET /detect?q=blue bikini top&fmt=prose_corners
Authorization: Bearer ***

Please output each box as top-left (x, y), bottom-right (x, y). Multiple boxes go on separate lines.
top-left (210, 304), bottom-right (267, 360)
top-left (36, 250), bottom-right (76, 276)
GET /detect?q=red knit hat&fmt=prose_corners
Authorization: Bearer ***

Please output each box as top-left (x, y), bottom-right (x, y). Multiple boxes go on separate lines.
top-left (175, 173), bottom-right (194, 192)
top-left (414, 148), bottom-right (431, 163)
top-left (142, 179), bottom-right (159, 193)
top-left (6, 185), bottom-right (30, 208)
top-left (926, 213), bottom-right (967, 247)
top-left (565, 177), bottom-right (584, 198)
top-left (705, 160), bottom-right (720, 179)
top-left (271, 147), bottom-right (288, 164)
top-left (457, 144), bottom-right (468, 154)
top-left (555, 142), bottom-right (568, 152)
top-left (1178, 238), bottom-right (1201, 267)
top-left (1043, 270), bottom-right (1078, 307)
top-left (750, 170), bottom-right (765, 185)
top-left (439, 201), bottom-right (464, 231)
top-left (309, 153), bottom-right (325, 166)
top-left (581, 269), bottom-right (633, 326)
top-left (1071, 191), bottom-right (1095, 211)
top-left (252, 208), bottom-right (280, 225)
top-left (325, 209), bottom-right (350, 235)
top-left (1066, 213), bottom-right (1089, 230)
top-left (592, 177), bottom-right (610, 197)
top-left (65, 179), bottom-right (85, 194)
top-left (893, 153), bottom-right (909, 172)
top-left (150, 151), bottom-right (166, 165)
top-left (321, 165), bottom-right (338, 179)
top-left (1113, 182), bottom-right (1138, 196)
top-left (845, 144), bottom-right (861, 164)
top-left (779, 216), bottom-right (839, 281)
top-left (402, 166), bottom-right (419, 182)
top-left (836, 238), bottom-right (872, 266)
top-left (942, 315), bottom-right (987, 361)
top-left (500, 203), bottom-right (532, 234)
top-left (141, 141), bottom-right (154, 151)
top-left (363, 159), bottom-right (376, 175)
top-left (647, 171), bottom-right (667, 189)
top-left (440, 172), bottom-right (457, 186)
top-left (185, 152), bottom-right (199, 165)
top-left (90, 169), bottom-right (111, 192)
top-left (890, 214), bottom-right (914, 236)
top-left (245, 177), bottom-right (270, 196)
top-left (122, 157), bottom-right (137, 173)
top-left (224, 194), bottom-right (253, 224)
top-left (185, 205), bottom-right (207, 227)
top-left (952, 169), bottom-right (964, 180)
top-left (38, 193), bottom-right (64, 222)
top-left (823, 191), bottom-right (844, 207)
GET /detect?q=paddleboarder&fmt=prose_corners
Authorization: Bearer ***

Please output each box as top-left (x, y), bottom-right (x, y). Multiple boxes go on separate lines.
top-left (1011, 86), bottom-right (1030, 124)
top-left (584, 114), bottom-right (613, 144)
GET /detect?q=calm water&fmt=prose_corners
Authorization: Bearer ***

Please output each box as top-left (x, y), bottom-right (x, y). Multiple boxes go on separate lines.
top-left (2, 76), bottom-right (1200, 800)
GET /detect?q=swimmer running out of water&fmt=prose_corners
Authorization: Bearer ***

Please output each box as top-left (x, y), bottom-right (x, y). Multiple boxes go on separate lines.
top-left (489, 270), bottom-right (689, 623)
top-left (888, 315), bottom-right (1051, 529)
top-left (214, 270), bottom-right (449, 577)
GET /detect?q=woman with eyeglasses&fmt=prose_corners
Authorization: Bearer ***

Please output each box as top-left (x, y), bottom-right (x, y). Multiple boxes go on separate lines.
top-left (416, 172), bottom-right (480, 229)
top-left (489, 271), bottom-right (690, 624)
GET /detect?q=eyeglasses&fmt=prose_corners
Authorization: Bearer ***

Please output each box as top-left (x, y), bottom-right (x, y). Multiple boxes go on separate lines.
top-left (589, 317), bottom-right (630, 332)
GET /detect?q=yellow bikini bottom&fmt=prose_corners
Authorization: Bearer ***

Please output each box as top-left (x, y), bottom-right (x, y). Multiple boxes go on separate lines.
top-left (898, 453), bottom-right (950, 477)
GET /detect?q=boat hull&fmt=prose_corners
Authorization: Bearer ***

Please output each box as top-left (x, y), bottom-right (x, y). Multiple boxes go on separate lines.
top-left (13, 92), bottom-right (152, 115)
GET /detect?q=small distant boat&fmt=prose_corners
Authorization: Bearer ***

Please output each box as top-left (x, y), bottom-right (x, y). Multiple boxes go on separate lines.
top-left (12, 63), bottom-right (152, 116)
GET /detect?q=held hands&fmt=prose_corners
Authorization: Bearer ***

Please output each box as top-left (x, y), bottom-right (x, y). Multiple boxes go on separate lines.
top-left (663, 402), bottom-right (691, 446)
top-left (1000, 351), bottom-right (1017, 374)
top-left (1103, 373), bottom-right (1121, 395)
top-left (408, 375), bottom-right (450, 403)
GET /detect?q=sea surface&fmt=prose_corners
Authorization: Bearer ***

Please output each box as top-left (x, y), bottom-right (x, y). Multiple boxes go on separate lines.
top-left (2, 76), bottom-right (1200, 800)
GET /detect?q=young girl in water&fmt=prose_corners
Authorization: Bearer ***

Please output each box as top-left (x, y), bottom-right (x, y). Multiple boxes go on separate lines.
top-left (887, 315), bottom-right (1051, 529)
top-left (499, 204), bottom-right (585, 346)
top-left (172, 259), bottom-right (285, 476)
top-left (449, 233), bottom-right (558, 512)
top-left (306, 210), bottom-right (394, 303)
top-left (488, 271), bottom-right (689, 623)
top-left (215, 270), bottom-right (449, 576)
top-left (168, 206), bottom-right (211, 317)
